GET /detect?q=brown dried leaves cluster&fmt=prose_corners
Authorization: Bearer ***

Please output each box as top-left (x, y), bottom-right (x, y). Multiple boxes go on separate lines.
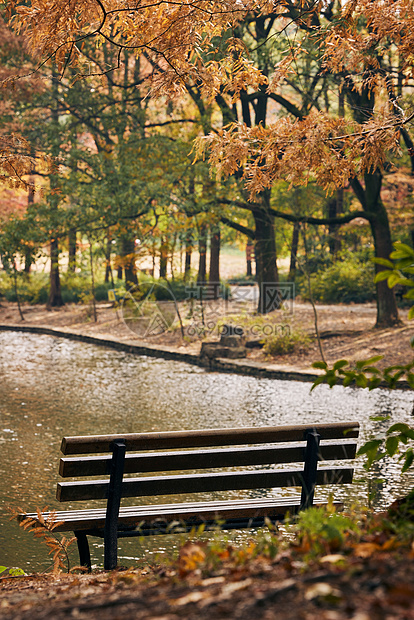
top-left (196, 110), bottom-right (403, 197)
top-left (11, 507), bottom-right (76, 574)
top-left (0, 135), bottom-right (39, 190)
top-left (5, 0), bottom-right (414, 190)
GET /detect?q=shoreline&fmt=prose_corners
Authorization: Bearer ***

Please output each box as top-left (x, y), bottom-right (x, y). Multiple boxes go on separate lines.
top-left (1, 322), bottom-right (412, 389)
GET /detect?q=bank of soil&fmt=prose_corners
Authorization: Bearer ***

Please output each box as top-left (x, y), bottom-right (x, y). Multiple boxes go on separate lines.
top-left (1, 545), bottom-right (414, 619)
top-left (0, 299), bottom-right (413, 373)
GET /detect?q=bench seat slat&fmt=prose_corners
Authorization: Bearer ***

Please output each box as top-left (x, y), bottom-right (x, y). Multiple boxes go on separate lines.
top-left (23, 497), bottom-right (338, 532)
top-left (59, 442), bottom-right (357, 477)
top-left (57, 466), bottom-right (354, 502)
top-left (61, 422), bottom-right (360, 454)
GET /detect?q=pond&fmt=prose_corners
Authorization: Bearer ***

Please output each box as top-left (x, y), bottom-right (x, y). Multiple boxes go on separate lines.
top-left (1, 330), bottom-right (413, 572)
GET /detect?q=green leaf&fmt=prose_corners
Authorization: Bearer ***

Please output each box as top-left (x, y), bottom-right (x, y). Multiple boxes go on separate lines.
top-left (372, 257), bottom-right (394, 268)
top-left (327, 375), bottom-right (338, 388)
top-left (356, 355), bottom-right (384, 368)
top-left (357, 439), bottom-right (382, 455)
top-left (356, 374), bottom-right (368, 388)
top-left (408, 308), bottom-right (414, 321)
top-left (368, 377), bottom-right (382, 389)
top-left (8, 567), bottom-right (26, 577)
top-left (396, 278), bottom-right (414, 287)
top-left (333, 359), bottom-right (349, 371)
top-left (390, 251), bottom-right (411, 260)
top-left (310, 376), bottom-right (327, 391)
top-left (312, 361), bottom-right (328, 370)
top-left (363, 366), bottom-right (381, 374)
top-left (392, 242), bottom-right (414, 258)
top-left (402, 449), bottom-right (414, 473)
top-left (386, 435), bottom-right (399, 457)
top-left (374, 270), bottom-right (392, 283)
top-left (394, 258), bottom-right (414, 269)
top-left (343, 374), bottom-right (355, 387)
top-left (388, 423), bottom-right (414, 439)
top-left (0, 566), bottom-right (7, 574)
top-left (388, 272), bottom-right (403, 288)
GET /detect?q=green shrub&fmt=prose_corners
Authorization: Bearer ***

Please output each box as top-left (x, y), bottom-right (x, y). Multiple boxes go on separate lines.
top-left (227, 273), bottom-right (257, 285)
top-left (261, 325), bottom-right (311, 356)
top-left (0, 270), bottom-right (230, 306)
top-left (0, 271), bottom-right (124, 305)
top-left (300, 254), bottom-right (375, 304)
top-left (288, 504), bottom-right (360, 556)
top-left (0, 272), bottom-right (49, 304)
top-left (94, 283), bottom-right (118, 301)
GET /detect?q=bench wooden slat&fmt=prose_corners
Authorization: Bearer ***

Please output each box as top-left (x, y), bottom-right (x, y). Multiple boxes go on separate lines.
top-left (57, 466), bottom-right (354, 501)
top-left (23, 497), bottom-right (337, 532)
top-left (59, 441), bottom-right (357, 477)
top-left (20, 423), bottom-right (359, 570)
top-left (61, 422), bottom-right (360, 454)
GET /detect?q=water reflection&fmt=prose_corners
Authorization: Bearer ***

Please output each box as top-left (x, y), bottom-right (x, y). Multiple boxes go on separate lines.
top-left (0, 331), bottom-right (413, 571)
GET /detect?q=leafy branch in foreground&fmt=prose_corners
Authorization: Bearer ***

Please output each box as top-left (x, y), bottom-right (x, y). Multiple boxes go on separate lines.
top-left (9, 507), bottom-right (77, 574)
top-left (311, 356), bottom-right (414, 391)
top-left (311, 355), bottom-right (414, 473)
top-left (311, 240), bottom-right (414, 474)
top-left (373, 241), bottom-right (414, 320)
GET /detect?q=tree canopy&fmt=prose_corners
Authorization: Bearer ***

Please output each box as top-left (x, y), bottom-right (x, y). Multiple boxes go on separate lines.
top-left (7, 0), bottom-right (414, 175)
top-left (1, 0), bottom-right (414, 321)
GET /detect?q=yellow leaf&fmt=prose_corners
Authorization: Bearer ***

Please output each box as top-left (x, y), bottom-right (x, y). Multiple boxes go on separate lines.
top-left (352, 542), bottom-right (380, 557)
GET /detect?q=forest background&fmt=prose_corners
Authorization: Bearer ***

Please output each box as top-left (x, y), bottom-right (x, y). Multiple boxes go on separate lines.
top-left (0, 0), bottom-right (414, 340)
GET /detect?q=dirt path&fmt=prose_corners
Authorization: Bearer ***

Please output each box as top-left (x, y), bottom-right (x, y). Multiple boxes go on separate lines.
top-left (0, 299), bottom-right (413, 372)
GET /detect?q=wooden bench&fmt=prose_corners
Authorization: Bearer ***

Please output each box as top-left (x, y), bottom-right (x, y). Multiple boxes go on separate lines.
top-left (20, 422), bottom-right (359, 571)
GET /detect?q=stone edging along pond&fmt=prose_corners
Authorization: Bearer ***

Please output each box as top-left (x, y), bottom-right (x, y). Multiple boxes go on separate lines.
top-left (0, 323), bottom-right (411, 389)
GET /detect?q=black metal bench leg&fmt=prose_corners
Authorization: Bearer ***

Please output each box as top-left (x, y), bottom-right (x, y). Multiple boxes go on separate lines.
top-left (300, 430), bottom-right (321, 511)
top-left (104, 439), bottom-right (126, 571)
top-left (74, 531), bottom-right (91, 572)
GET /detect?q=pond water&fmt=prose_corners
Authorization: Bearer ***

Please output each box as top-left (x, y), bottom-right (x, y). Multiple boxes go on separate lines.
top-left (1, 330), bottom-right (413, 572)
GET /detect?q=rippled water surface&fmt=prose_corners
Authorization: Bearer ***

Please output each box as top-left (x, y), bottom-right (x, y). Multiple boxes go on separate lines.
top-left (1, 331), bottom-right (413, 571)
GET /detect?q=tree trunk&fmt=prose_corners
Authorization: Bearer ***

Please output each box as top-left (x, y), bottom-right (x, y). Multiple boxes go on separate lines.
top-left (47, 69), bottom-right (64, 308)
top-left (159, 237), bottom-right (168, 279)
top-left (197, 223), bottom-right (208, 285)
top-left (288, 222), bottom-right (300, 282)
top-left (23, 247), bottom-right (33, 274)
top-left (184, 235), bottom-right (192, 281)
top-left (104, 235), bottom-right (111, 283)
top-left (121, 236), bottom-right (138, 287)
top-left (246, 240), bottom-right (254, 277)
top-left (327, 190), bottom-right (342, 256)
top-left (47, 238), bottom-right (63, 308)
top-left (364, 171), bottom-right (400, 327)
top-left (24, 181), bottom-right (35, 274)
top-left (253, 192), bottom-right (279, 314)
top-left (209, 226), bottom-right (220, 299)
top-left (68, 229), bottom-right (77, 273)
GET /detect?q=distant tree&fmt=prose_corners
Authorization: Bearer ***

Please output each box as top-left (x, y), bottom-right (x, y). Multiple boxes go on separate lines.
top-left (7, 0), bottom-right (414, 323)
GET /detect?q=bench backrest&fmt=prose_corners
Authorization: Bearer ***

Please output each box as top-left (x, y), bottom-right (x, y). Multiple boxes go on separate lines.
top-left (57, 422), bottom-right (359, 505)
